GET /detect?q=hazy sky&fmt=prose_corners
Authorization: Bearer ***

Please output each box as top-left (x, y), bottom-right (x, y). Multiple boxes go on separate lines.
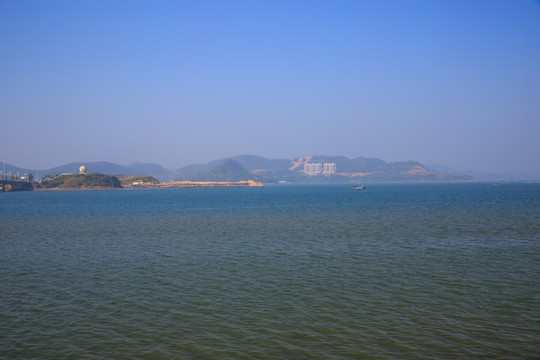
top-left (1, 0), bottom-right (539, 174)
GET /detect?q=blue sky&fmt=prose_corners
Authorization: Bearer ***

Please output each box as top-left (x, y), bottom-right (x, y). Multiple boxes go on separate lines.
top-left (1, 0), bottom-right (539, 174)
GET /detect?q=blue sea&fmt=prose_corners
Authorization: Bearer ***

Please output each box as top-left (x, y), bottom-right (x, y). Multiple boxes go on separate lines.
top-left (1, 183), bottom-right (539, 359)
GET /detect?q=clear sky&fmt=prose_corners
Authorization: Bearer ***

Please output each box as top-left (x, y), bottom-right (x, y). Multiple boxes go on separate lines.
top-left (1, 0), bottom-right (539, 174)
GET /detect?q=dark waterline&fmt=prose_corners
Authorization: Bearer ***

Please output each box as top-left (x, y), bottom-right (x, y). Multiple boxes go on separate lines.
top-left (1, 183), bottom-right (539, 359)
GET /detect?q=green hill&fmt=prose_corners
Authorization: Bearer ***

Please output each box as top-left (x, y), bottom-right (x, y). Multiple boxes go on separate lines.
top-left (38, 173), bottom-right (122, 189)
top-left (191, 159), bottom-right (256, 182)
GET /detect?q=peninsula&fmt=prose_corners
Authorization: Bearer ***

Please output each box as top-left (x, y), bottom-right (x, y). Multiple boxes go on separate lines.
top-left (34, 171), bottom-right (263, 190)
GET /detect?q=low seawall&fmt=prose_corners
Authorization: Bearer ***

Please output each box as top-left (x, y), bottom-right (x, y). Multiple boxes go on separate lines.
top-left (0, 180), bottom-right (33, 192)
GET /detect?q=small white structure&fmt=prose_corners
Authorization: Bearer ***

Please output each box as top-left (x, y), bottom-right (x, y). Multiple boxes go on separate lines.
top-left (79, 165), bottom-right (87, 174)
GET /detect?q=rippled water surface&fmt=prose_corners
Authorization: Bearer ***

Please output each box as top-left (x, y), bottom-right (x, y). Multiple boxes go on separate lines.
top-left (1, 183), bottom-right (539, 359)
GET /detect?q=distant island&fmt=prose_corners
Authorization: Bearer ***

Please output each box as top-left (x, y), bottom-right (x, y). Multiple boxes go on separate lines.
top-left (171, 155), bottom-right (473, 183)
top-left (7, 154), bottom-right (476, 185)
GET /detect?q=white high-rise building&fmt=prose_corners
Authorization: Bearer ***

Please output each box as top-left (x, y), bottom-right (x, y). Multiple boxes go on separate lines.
top-left (304, 163), bottom-right (322, 175)
top-left (304, 162), bottom-right (336, 175)
top-left (323, 162), bottom-right (336, 175)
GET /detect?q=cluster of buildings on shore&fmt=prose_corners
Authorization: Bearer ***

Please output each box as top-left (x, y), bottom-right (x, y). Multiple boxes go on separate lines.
top-left (303, 162), bottom-right (336, 176)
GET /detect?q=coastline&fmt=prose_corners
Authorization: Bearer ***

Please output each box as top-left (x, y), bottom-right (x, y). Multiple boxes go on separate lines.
top-left (35, 180), bottom-right (264, 191)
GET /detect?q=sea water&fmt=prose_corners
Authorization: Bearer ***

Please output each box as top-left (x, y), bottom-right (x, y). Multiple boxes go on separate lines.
top-left (1, 183), bottom-right (539, 359)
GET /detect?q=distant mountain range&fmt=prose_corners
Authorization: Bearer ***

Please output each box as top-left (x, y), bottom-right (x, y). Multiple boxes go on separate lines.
top-left (6, 156), bottom-right (538, 182)
top-left (173, 155), bottom-right (473, 182)
top-left (2, 161), bottom-right (170, 180)
top-left (425, 164), bottom-right (540, 182)
top-left (3, 155), bottom-right (488, 183)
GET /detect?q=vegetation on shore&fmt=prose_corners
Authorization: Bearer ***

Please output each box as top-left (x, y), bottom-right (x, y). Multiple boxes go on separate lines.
top-left (34, 173), bottom-right (262, 190)
top-left (37, 173), bottom-right (122, 189)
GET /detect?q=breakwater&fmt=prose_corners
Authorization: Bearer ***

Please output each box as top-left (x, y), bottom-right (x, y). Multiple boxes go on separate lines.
top-left (0, 180), bottom-right (33, 192)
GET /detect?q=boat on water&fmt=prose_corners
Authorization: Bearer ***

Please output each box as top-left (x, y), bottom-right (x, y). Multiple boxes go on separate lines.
top-left (352, 185), bottom-right (366, 190)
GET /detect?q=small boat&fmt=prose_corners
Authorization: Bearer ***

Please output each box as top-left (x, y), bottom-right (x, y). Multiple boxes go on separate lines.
top-left (352, 185), bottom-right (366, 190)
